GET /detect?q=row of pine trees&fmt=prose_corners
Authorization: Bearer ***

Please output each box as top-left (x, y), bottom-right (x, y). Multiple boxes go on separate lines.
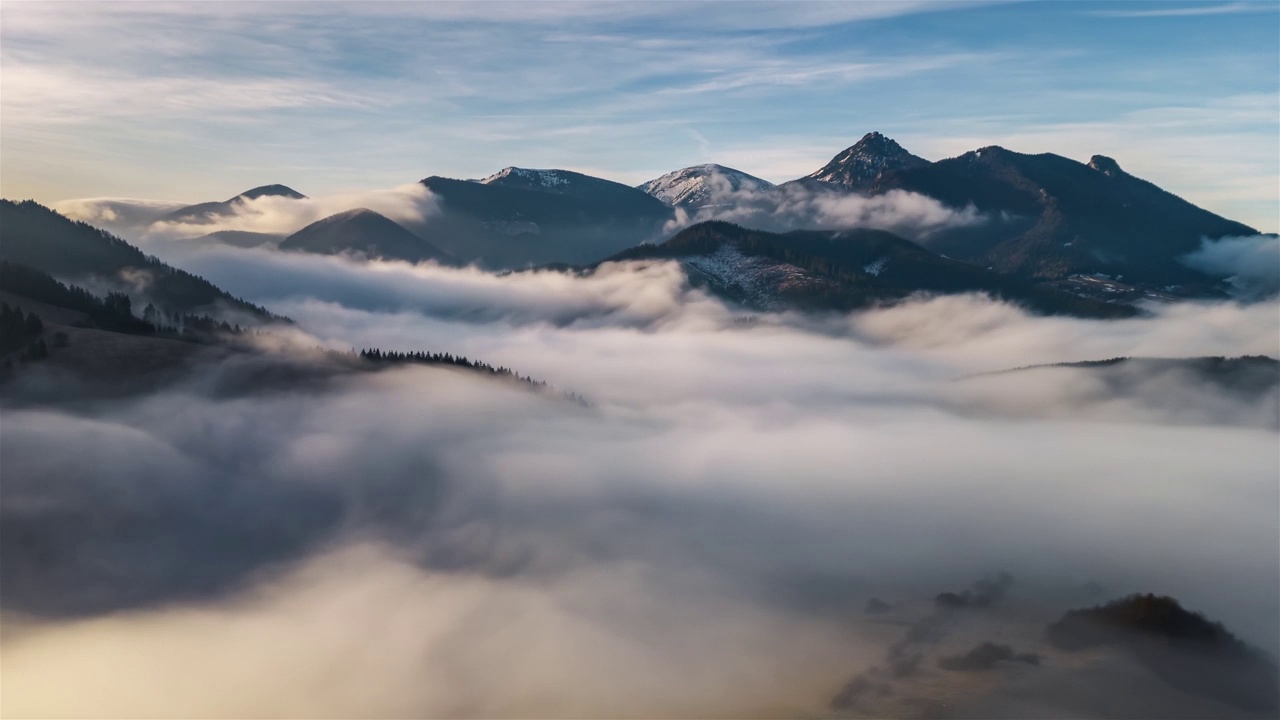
top-left (0, 302), bottom-right (48, 360)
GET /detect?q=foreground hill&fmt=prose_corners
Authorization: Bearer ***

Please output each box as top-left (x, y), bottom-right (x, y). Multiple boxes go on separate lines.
top-left (0, 199), bottom-right (279, 321)
top-left (818, 138), bottom-right (1257, 287)
top-left (410, 168), bottom-right (674, 268)
top-left (610, 221), bottom-right (1135, 318)
top-left (279, 208), bottom-right (453, 263)
top-left (1048, 594), bottom-right (1278, 714)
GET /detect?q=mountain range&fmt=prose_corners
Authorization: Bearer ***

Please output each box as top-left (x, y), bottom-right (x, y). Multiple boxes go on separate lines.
top-left (851, 143), bottom-right (1256, 287)
top-left (6, 130), bottom-right (1270, 322)
top-left (410, 132), bottom-right (1257, 299)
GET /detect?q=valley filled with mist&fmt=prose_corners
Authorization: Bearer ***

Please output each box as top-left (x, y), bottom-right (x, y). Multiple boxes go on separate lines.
top-left (2, 170), bottom-right (1278, 717)
top-left (2, 2), bottom-right (1278, 718)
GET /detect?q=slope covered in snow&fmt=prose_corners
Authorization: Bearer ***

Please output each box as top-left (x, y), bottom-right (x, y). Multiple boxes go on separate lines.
top-left (638, 164), bottom-right (775, 209)
top-left (637, 162), bottom-right (773, 207)
top-left (479, 167), bottom-right (573, 189)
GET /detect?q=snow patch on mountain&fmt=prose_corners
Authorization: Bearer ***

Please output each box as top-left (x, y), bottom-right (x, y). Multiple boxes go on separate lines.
top-left (639, 165), bottom-right (775, 209)
top-left (481, 167), bottom-right (571, 188)
top-left (863, 258), bottom-right (888, 276)
top-left (682, 244), bottom-right (810, 308)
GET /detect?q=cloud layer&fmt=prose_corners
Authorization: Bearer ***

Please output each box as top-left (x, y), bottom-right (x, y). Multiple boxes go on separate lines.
top-left (662, 176), bottom-right (988, 241)
top-left (1182, 234), bottom-right (1280, 300)
top-left (53, 184), bottom-right (440, 243)
top-left (2, 245), bottom-right (1278, 717)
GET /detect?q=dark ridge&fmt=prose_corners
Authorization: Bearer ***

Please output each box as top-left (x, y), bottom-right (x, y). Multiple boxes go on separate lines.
top-left (864, 145), bottom-right (1257, 285)
top-left (962, 355), bottom-right (1280, 396)
top-left (610, 220), bottom-right (1138, 319)
top-left (192, 230), bottom-right (285, 249)
top-left (1047, 594), bottom-right (1279, 713)
top-left (0, 260), bottom-right (264, 351)
top-left (355, 347), bottom-right (588, 405)
top-left (0, 199), bottom-right (285, 323)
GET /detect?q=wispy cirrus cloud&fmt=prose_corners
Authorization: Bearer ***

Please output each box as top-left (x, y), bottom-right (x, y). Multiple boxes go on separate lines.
top-left (1089, 2), bottom-right (1272, 18)
top-left (1, 65), bottom-right (370, 126)
top-left (655, 52), bottom-right (1000, 96)
top-left (1, 1), bottom-right (1275, 233)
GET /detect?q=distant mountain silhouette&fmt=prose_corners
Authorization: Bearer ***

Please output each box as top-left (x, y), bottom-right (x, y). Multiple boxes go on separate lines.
top-left (410, 168), bottom-right (673, 268)
top-left (162, 184), bottom-right (307, 225)
top-left (971, 355), bottom-right (1279, 396)
top-left (193, 230), bottom-right (285, 249)
top-left (848, 142), bottom-right (1256, 286)
top-left (279, 208), bottom-right (452, 263)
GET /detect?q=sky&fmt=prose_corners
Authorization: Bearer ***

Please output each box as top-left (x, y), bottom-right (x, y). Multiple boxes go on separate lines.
top-left (2, 0), bottom-right (1277, 232)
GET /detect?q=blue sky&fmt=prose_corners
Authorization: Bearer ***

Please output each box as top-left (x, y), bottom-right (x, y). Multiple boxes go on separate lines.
top-left (2, 1), bottom-right (1277, 230)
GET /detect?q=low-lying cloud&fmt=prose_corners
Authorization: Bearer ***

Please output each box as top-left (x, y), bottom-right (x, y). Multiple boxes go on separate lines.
top-left (1181, 234), bottom-right (1280, 300)
top-left (54, 183), bottom-right (440, 244)
top-left (48, 197), bottom-right (188, 233)
top-left (664, 173), bottom-right (988, 241)
top-left (2, 249), bottom-right (1277, 718)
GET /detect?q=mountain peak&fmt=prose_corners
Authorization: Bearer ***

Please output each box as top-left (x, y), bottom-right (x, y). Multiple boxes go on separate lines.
top-left (961, 145), bottom-right (1014, 162)
top-left (326, 207), bottom-right (381, 221)
top-left (854, 130), bottom-right (893, 147)
top-left (280, 208), bottom-right (450, 263)
top-left (480, 167), bottom-right (573, 189)
top-left (638, 164), bottom-right (774, 208)
top-left (1088, 155), bottom-right (1125, 177)
top-left (237, 184), bottom-right (307, 201)
top-left (803, 132), bottom-right (928, 189)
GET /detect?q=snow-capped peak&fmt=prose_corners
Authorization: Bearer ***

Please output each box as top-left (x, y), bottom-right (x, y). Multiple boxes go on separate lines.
top-left (638, 164), bottom-right (774, 208)
top-left (480, 167), bottom-right (572, 189)
top-left (803, 132), bottom-right (928, 189)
